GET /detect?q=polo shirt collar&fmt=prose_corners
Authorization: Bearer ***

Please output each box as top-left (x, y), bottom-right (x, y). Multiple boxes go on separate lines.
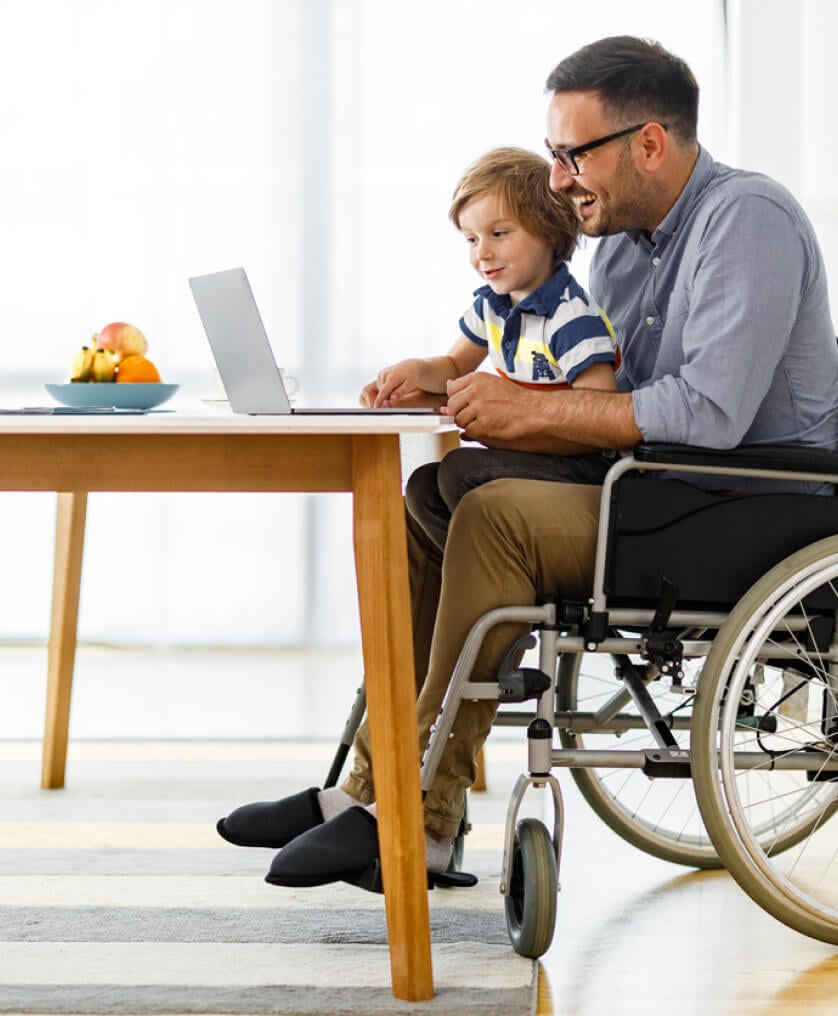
top-left (475, 262), bottom-right (571, 318)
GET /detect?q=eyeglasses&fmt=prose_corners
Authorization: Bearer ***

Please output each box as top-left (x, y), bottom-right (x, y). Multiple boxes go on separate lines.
top-left (544, 123), bottom-right (665, 175)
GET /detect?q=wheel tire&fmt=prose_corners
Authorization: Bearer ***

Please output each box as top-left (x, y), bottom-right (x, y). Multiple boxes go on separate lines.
top-left (504, 818), bottom-right (557, 958)
top-left (692, 536), bottom-right (838, 944)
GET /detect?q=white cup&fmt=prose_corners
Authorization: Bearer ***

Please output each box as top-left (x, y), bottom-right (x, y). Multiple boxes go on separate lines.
top-left (212, 367), bottom-right (298, 398)
top-left (279, 369), bottom-right (299, 396)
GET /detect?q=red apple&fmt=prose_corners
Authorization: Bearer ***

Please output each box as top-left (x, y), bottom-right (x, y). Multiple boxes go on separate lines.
top-left (95, 322), bottom-right (148, 360)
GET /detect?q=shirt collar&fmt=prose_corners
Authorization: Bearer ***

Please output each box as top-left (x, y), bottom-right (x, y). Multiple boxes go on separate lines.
top-left (475, 262), bottom-right (571, 318)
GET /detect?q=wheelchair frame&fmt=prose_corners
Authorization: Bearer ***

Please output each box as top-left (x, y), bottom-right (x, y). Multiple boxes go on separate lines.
top-left (417, 443), bottom-right (838, 957)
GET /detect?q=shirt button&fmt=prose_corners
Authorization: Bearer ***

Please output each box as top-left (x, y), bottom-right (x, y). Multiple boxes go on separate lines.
top-left (652, 256), bottom-right (661, 266)
top-left (645, 315), bottom-right (655, 325)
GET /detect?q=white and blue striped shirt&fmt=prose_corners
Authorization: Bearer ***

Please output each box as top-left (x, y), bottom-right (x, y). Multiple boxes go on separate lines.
top-left (459, 264), bottom-right (616, 388)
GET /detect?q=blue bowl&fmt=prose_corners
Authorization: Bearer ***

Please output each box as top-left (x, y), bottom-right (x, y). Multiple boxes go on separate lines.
top-left (45, 382), bottom-right (179, 411)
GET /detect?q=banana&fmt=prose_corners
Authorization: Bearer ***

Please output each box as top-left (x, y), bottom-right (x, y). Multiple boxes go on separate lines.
top-left (69, 345), bottom-right (95, 382)
top-left (90, 347), bottom-right (118, 383)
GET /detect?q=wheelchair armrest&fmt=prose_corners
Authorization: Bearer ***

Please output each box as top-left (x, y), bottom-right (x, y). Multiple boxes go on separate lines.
top-left (633, 442), bottom-right (838, 478)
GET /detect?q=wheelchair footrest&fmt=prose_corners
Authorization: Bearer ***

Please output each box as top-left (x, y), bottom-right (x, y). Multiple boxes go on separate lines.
top-left (346, 859), bottom-right (479, 894)
top-left (642, 748), bottom-right (692, 778)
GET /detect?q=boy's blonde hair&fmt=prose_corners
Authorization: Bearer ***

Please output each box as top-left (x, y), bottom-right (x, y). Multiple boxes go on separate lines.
top-left (449, 146), bottom-right (580, 266)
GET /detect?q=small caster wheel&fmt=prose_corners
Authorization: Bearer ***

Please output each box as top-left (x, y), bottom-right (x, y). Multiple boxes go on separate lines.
top-left (504, 817), bottom-right (557, 958)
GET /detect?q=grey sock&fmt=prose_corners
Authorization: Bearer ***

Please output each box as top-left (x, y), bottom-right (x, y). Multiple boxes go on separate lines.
top-left (365, 803), bottom-right (452, 873)
top-left (317, 786), bottom-right (360, 822)
top-left (424, 833), bottom-right (453, 873)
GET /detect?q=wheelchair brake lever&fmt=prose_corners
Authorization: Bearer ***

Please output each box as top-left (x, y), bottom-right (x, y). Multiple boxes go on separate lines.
top-left (650, 576), bottom-right (678, 633)
top-left (497, 632), bottom-right (552, 702)
top-left (644, 576), bottom-right (687, 691)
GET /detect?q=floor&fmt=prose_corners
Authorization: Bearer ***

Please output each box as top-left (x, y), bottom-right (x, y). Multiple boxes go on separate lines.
top-left (3, 643), bottom-right (838, 1015)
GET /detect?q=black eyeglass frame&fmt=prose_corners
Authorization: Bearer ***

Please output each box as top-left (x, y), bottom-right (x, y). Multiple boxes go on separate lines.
top-left (544, 122), bottom-right (667, 175)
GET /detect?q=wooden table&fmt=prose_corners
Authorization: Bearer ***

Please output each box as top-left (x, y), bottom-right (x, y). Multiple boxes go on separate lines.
top-left (1, 411), bottom-right (455, 1002)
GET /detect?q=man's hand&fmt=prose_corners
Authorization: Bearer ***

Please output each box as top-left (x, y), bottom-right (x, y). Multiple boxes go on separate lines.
top-left (443, 372), bottom-right (641, 453)
top-left (443, 372), bottom-right (536, 443)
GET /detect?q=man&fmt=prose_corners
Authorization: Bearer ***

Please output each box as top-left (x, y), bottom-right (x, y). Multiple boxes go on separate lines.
top-left (218, 36), bottom-right (838, 886)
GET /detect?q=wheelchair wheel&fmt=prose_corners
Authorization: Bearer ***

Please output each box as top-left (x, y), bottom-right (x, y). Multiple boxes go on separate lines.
top-left (504, 817), bottom-right (557, 958)
top-left (692, 536), bottom-right (838, 944)
top-left (557, 651), bottom-right (721, 868)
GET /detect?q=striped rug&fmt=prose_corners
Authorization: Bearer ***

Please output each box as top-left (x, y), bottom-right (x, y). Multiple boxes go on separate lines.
top-left (0, 740), bottom-right (537, 1015)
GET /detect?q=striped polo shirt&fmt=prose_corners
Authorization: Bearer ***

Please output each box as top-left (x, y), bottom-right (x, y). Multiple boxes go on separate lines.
top-left (459, 262), bottom-right (616, 388)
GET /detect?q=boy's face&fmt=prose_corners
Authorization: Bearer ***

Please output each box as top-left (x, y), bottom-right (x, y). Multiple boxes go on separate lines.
top-left (458, 192), bottom-right (554, 305)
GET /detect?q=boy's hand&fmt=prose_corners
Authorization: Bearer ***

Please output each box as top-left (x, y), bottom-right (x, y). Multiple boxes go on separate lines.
top-left (360, 359), bottom-right (427, 407)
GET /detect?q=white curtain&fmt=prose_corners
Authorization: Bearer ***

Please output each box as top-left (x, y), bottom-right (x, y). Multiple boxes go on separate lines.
top-left (0, 0), bottom-right (728, 647)
top-left (728, 0), bottom-right (838, 318)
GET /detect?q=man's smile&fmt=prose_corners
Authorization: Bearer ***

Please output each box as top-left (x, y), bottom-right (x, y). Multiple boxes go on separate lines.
top-left (572, 190), bottom-right (597, 216)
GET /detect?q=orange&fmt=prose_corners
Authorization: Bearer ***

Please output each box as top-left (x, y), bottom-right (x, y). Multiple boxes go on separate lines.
top-left (116, 355), bottom-right (161, 383)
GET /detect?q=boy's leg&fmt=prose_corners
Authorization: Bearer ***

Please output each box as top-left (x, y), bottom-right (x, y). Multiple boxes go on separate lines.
top-left (404, 461), bottom-right (451, 553)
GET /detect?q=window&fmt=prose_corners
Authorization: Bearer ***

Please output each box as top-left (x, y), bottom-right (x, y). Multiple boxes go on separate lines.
top-left (0, 0), bottom-right (727, 646)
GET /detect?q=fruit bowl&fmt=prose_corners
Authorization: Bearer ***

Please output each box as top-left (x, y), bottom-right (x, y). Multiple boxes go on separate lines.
top-left (45, 383), bottom-right (179, 411)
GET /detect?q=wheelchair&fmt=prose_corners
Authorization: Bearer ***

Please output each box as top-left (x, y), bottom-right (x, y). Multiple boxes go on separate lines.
top-left (331, 442), bottom-right (838, 958)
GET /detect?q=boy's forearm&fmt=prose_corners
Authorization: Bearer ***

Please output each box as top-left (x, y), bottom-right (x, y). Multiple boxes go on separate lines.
top-left (417, 356), bottom-right (463, 393)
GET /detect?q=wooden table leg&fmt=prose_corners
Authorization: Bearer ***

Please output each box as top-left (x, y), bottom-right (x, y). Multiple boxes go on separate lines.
top-left (436, 428), bottom-right (461, 458)
top-left (42, 491), bottom-right (87, 789)
top-left (351, 435), bottom-right (434, 1002)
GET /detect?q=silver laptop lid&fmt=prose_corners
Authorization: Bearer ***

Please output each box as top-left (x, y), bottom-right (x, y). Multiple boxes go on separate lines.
top-left (188, 267), bottom-right (292, 414)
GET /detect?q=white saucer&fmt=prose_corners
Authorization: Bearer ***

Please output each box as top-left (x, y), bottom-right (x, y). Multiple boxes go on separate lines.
top-left (201, 397), bottom-right (231, 412)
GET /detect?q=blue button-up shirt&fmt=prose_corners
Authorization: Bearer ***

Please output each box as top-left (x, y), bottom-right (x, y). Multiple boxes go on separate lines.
top-left (590, 147), bottom-right (838, 455)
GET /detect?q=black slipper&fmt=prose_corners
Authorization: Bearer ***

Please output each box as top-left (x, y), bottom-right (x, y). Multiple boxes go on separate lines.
top-left (265, 808), bottom-right (479, 891)
top-left (348, 859), bottom-right (478, 894)
top-left (265, 806), bottom-right (379, 887)
top-left (216, 787), bottom-right (324, 848)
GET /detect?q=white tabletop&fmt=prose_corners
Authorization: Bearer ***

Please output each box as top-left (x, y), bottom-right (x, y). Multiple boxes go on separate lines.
top-left (0, 411), bottom-right (457, 437)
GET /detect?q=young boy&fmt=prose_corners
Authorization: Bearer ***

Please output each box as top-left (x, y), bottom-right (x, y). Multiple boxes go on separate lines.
top-left (360, 146), bottom-right (619, 551)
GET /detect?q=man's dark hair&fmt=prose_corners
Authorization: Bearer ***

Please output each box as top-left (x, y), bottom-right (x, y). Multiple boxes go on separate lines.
top-left (546, 36), bottom-right (699, 144)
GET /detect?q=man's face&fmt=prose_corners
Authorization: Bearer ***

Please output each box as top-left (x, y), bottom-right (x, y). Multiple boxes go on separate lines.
top-left (546, 90), bottom-right (650, 237)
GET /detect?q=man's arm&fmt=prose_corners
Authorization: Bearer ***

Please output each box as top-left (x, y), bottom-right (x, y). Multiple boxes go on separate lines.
top-left (626, 193), bottom-right (817, 448)
top-left (443, 372), bottom-right (641, 453)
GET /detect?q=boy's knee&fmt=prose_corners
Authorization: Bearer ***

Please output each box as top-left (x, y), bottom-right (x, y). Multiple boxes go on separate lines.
top-left (404, 461), bottom-right (440, 517)
top-left (436, 447), bottom-right (478, 507)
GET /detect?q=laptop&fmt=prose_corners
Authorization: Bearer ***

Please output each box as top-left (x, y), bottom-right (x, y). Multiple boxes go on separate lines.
top-left (188, 267), bottom-right (438, 416)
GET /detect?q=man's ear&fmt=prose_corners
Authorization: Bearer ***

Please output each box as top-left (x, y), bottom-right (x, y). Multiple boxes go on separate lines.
top-left (638, 122), bottom-right (668, 171)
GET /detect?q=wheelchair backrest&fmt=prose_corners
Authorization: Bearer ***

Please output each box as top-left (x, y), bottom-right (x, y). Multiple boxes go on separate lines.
top-left (603, 474), bottom-right (838, 611)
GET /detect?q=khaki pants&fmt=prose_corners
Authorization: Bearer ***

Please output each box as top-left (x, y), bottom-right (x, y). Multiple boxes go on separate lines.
top-left (343, 477), bottom-right (602, 838)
